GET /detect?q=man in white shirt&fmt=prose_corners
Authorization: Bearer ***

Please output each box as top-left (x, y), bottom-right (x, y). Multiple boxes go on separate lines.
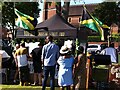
top-left (100, 43), bottom-right (118, 63)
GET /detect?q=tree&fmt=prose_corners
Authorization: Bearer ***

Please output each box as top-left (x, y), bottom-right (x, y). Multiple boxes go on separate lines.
top-left (2, 2), bottom-right (40, 27)
top-left (2, 2), bottom-right (14, 28)
top-left (2, 2), bottom-right (40, 39)
top-left (92, 2), bottom-right (120, 26)
top-left (15, 2), bottom-right (40, 18)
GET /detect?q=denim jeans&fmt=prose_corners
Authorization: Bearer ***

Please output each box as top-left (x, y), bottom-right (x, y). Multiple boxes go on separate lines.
top-left (42, 66), bottom-right (55, 90)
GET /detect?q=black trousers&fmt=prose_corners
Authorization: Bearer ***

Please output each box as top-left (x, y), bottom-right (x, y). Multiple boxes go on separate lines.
top-left (42, 66), bottom-right (55, 90)
top-left (18, 65), bottom-right (29, 83)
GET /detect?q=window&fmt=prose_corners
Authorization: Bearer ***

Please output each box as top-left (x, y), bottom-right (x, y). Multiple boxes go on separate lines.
top-left (68, 17), bottom-right (72, 23)
top-left (78, 17), bottom-right (81, 22)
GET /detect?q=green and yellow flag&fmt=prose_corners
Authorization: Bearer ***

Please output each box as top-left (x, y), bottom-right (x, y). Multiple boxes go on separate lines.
top-left (15, 8), bottom-right (37, 30)
top-left (80, 6), bottom-right (110, 41)
top-left (94, 17), bottom-right (110, 29)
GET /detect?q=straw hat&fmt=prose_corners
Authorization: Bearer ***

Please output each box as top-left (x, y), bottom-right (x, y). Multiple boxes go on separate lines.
top-left (64, 40), bottom-right (73, 49)
top-left (60, 45), bottom-right (71, 54)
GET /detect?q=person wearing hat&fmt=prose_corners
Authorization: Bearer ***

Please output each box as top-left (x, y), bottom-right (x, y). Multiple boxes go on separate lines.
top-left (57, 45), bottom-right (74, 90)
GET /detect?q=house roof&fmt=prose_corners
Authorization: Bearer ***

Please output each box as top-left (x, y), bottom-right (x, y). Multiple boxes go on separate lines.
top-left (35, 14), bottom-right (76, 31)
top-left (69, 3), bottom-right (98, 16)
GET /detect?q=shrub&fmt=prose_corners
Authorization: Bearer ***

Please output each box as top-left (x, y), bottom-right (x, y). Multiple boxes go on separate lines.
top-left (88, 35), bottom-right (120, 42)
top-left (88, 36), bottom-right (101, 42)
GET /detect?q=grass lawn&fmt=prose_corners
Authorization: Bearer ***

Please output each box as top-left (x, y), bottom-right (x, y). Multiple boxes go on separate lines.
top-left (0, 85), bottom-right (60, 90)
top-left (0, 85), bottom-right (95, 90)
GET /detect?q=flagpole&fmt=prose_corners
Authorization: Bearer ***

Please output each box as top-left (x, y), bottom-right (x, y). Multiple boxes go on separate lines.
top-left (85, 6), bottom-right (105, 41)
top-left (80, 1), bottom-right (91, 89)
top-left (12, 2), bottom-right (15, 40)
top-left (80, 1), bottom-right (88, 54)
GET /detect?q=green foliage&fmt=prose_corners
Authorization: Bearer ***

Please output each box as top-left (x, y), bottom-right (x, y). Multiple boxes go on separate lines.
top-left (88, 36), bottom-right (101, 42)
top-left (92, 2), bottom-right (120, 26)
top-left (2, 2), bottom-right (15, 27)
top-left (88, 34), bottom-right (120, 42)
top-left (15, 2), bottom-right (40, 18)
top-left (2, 2), bottom-right (40, 27)
top-left (111, 34), bottom-right (120, 42)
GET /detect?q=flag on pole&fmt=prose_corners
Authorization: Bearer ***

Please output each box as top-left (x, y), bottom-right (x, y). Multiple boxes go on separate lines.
top-left (80, 6), bottom-right (109, 41)
top-left (15, 8), bottom-right (37, 30)
top-left (94, 17), bottom-right (110, 29)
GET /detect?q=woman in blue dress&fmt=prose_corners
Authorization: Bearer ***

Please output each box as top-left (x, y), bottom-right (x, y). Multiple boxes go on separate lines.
top-left (57, 45), bottom-right (74, 90)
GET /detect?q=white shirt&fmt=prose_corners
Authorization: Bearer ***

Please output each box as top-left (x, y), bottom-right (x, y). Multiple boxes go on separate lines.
top-left (101, 47), bottom-right (117, 63)
top-left (15, 47), bottom-right (28, 67)
top-left (17, 54), bottom-right (28, 67)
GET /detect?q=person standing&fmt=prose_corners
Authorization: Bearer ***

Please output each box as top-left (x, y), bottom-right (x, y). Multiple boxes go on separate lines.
top-left (13, 44), bottom-right (20, 84)
top-left (14, 42), bottom-right (29, 86)
top-left (100, 43), bottom-right (118, 63)
top-left (30, 42), bottom-right (43, 86)
top-left (41, 35), bottom-right (59, 90)
top-left (57, 45), bottom-right (74, 90)
top-left (73, 46), bottom-right (87, 89)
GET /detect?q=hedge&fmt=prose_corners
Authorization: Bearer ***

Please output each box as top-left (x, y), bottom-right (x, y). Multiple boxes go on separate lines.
top-left (88, 36), bottom-right (101, 42)
top-left (88, 35), bottom-right (120, 42)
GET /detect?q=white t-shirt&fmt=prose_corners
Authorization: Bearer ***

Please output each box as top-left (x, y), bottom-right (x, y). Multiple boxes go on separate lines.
top-left (17, 54), bottom-right (28, 67)
top-left (101, 47), bottom-right (117, 63)
top-left (15, 47), bottom-right (28, 67)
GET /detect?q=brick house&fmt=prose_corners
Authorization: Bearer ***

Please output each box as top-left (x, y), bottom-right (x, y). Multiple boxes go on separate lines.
top-left (41, 2), bottom-right (120, 47)
top-left (1, 27), bottom-right (8, 39)
top-left (16, 2), bottom-right (119, 45)
top-left (42, 2), bottom-right (119, 35)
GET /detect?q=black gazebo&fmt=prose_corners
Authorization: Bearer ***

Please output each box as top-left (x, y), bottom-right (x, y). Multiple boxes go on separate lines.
top-left (35, 14), bottom-right (77, 39)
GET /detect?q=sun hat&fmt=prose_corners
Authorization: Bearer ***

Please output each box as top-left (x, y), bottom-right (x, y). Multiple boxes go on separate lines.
top-left (64, 40), bottom-right (73, 49)
top-left (60, 45), bottom-right (71, 54)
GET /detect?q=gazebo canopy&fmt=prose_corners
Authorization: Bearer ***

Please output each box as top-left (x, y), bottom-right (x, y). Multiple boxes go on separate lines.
top-left (35, 14), bottom-right (77, 38)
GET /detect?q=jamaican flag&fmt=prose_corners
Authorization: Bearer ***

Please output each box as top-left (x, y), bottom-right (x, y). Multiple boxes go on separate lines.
top-left (15, 8), bottom-right (37, 30)
top-left (80, 6), bottom-right (110, 41)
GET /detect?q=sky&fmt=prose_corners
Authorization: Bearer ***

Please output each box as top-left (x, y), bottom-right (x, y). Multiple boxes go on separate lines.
top-left (37, 0), bottom-right (103, 23)
top-left (70, 0), bottom-right (103, 5)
